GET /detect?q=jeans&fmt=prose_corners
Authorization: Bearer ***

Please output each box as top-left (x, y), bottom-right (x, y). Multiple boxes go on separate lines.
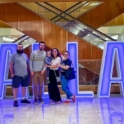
top-left (61, 76), bottom-right (73, 99)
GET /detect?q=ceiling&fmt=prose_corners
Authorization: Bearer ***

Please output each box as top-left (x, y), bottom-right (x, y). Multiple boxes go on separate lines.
top-left (0, 21), bottom-right (11, 28)
top-left (0, 0), bottom-right (113, 2)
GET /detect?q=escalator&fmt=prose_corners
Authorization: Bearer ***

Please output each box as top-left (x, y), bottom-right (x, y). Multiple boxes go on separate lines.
top-left (20, 2), bottom-right (116, 50)
top-left (13, 34), bottom-right (36, 48)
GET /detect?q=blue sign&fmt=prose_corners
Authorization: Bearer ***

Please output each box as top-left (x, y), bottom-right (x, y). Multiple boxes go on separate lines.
top-left (98, 42), bottom-right (124, 97)
top-left (0, 42), bottom-right (124, 99)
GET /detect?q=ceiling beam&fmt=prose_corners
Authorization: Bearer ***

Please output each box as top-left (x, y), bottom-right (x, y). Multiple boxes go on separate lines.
top-left (0, 0), bottom-right (124, 3)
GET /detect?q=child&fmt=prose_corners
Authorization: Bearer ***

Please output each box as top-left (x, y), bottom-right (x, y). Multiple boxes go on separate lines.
top-left (45, 51), bottom-right (52, 83)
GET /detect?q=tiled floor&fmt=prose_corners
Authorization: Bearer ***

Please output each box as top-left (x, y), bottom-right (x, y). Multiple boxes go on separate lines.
top-left (0, 97), bottom-right (124, 124)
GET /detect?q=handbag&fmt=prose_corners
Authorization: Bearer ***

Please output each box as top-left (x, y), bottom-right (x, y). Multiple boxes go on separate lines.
top-left (65, 62), bottom-right (76, 80)
top-left (54, 70), bottom-right (61, 82)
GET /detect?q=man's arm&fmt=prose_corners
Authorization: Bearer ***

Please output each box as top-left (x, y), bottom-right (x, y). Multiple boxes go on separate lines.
top-left (10, 56), bottom-right (14, 77)
top-left (26, 55), bottom-right (30, 73)
top-left (42, 52), bottom-right (47, 71)
top-left (29, 52), bottom-right (34, 73)
top-left (10, 62), bottom-right (14, 77)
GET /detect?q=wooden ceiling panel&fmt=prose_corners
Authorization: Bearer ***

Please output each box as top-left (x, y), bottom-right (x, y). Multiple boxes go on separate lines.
top-left (78, 1), bottom-right (124, 28)
top-left (105, 13), bottom-right (124, 26)
top-left (0, 0), bottom-right (123, 3)
top-left (0, 20), bottom-right (11, 28)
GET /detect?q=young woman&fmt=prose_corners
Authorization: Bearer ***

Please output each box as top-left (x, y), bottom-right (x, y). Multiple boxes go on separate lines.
top-left (58, 51), bottom-right (76, 103)
top-left (45, 48), bottom-right (61, 103)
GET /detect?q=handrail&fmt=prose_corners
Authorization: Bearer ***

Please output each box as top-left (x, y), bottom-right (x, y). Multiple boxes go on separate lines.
top-left (86, 76), bottom-right (99, 85)
top-left (19, 36), bottom-right (30, 44)
top-left (13, 34), bottom-right (27, 43)
top-left (44, 2), bottom-right (116, 41)
top-left (77, 2), bottom-right (103, 19)
top-left (54, 1), bottom-right (89, 22)
top-left (35, 2), bottom-right (70, 22)
top-left (50, 1), bottom-right (82, 21)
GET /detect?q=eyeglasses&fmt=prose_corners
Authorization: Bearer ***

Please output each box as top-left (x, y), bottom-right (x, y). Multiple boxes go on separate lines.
top-left (17, 46), bottom-right (23, 49)
top-left (64, 54), bottom-right (68, 56)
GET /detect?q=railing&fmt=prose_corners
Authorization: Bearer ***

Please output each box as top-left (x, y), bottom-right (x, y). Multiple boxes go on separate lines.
top-left (13, 35), bottom-right (36, 48)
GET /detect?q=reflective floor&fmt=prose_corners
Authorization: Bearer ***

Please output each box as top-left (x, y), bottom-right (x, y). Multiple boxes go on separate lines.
top-left (0, 97), bottom-right (124, 124)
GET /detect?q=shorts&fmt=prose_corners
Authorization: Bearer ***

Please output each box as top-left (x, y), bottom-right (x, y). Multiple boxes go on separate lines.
top-left (12, 75), bottom-right (29, 88)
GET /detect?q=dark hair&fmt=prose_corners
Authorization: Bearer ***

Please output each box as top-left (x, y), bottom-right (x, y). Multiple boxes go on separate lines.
top-left (17, 44), bottom-right (23, 47)
top-left (65, 51), bottom-right (70, 56)
top-left (51, 48), bottom-right (61, 59)
top-left (39, 41), bottom-right (45, 46)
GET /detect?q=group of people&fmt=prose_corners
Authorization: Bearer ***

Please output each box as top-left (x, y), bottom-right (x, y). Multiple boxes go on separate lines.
top-left (10, 41), bottom-right (75, 107)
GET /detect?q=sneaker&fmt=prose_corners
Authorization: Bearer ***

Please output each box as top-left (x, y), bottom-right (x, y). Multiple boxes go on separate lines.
top-left (55, 101), bottom-right (61, 104)
top-left (39, 98), bottom-right (44, 103)
top-left (71, 95), bottom-right (76, 103)
top-left (63, 100), bottom-right (71, 103)
top-left (21, 98), bottom-right (31, 104)
top-left (13, 100), bottom-right (18, 107)
top-left (34, 98), bottom-right (38, 104)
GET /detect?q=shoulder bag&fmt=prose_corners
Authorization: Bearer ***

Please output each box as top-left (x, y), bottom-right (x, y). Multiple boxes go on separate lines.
top-left (54, 70), bottom-right (61, 82)
top-left (65, 61), bottom-right (76, 80)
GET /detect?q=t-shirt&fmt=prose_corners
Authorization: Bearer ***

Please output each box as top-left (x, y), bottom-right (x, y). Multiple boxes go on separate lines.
top-left (29, 50), bottom-right (46, 72)
top-left (61, 59), bottom-right (72, 75)
top-left (50, 57), bottom-right (61, 70)
top-left (10, 53), bottom-right (28, 77)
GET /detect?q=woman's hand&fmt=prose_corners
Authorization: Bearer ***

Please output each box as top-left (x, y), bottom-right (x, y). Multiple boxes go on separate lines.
top-left (44, 64), bottom-right (49, 67)
top-left (57, 64), bottom-right (61, 67)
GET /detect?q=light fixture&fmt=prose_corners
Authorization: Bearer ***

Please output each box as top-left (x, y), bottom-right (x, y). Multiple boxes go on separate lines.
top-left (3, 37), bottom-right (14, 42)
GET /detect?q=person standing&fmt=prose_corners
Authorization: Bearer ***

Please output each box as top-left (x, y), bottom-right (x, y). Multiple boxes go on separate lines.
top-left (10, 44), bottom-right (30, 107)
top-left (45, 48), bottom-right (61, 103)
top-left (58, 51), bottom-right (76, 103)
top-left (30, 41), bottom-right (46, 104)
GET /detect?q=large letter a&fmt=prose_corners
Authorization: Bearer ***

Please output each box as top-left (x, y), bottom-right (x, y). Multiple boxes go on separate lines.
top-left (98, 42), bottom-right (124, 97)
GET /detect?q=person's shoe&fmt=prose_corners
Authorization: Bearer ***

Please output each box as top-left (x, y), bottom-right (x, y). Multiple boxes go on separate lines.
top-left (63, 100), bottom-right (71, 103)
top-left (55, 101), bottom-right (61, 104)
top-left (39, 98), bottom-right (44, 104)
top-left (21, 98), bottom-right (30, 104)
top-left (34, 98), bottom-right (38, 105)
top-left (13, 100), bottom-right (18, 107)
top-left (49, 99), bottom-right (55, 104)
top-left (71, 95), bottom-right (76, 103)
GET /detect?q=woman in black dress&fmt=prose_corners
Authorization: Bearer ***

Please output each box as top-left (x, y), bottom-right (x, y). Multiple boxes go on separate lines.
top-left (45, 48), bottom-right (61, 103)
